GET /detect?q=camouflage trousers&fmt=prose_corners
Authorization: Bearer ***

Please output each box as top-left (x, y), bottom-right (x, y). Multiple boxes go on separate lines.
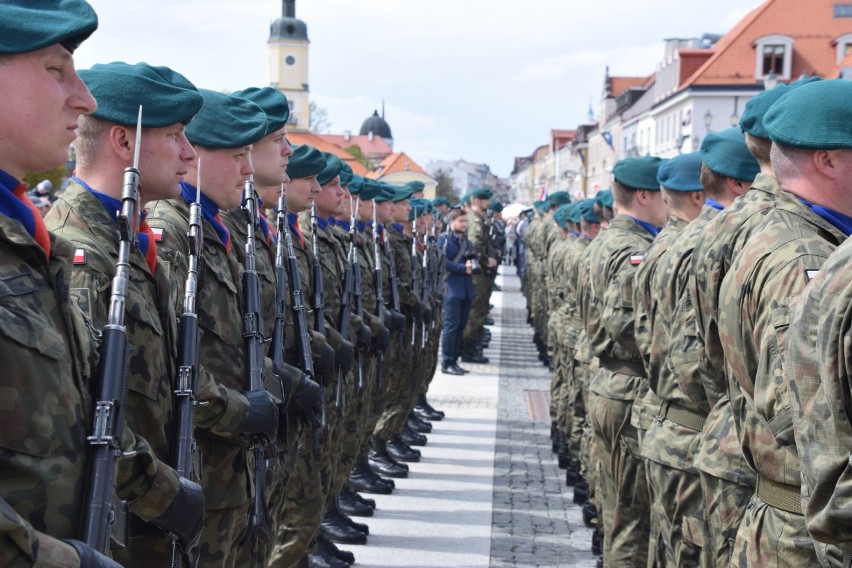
top-left (374, 330), bottom-right (416, 440)
top-left (646, 461), bottom-right (706, 567)
top-left (588, 394), bottom-right (651, 568)
top-left (268, 429), bottom-right (324, 567)
top-left (698, 472), bottom-right (752, 568)
top-left (330, 367), bottom-right (364, 498)
top-left (584, 391), bottom-right (603, 524)
top-left (731, 495), bottom-right (825, 568)
top-left (463, 272), bottom-right (492, 341)
top-left (194, 503), bottom-right (250, 568)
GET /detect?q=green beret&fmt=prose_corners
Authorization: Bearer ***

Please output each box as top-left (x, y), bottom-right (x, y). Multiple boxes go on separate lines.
top-left (553, 203), bottom-right (572, 230)
top-left (287, 144), bottom-right (326, 179)
top-left (409, 197), bottom-right (432, 220)
top-left (700, 128), bottom-right (760, 181)
top-left (347, 174), bottom-right (364, 194)
top-left (431, 196), bottom-right (450, 206)
top-left (489, 200), bottom-right (504, 212)
top-left (392, 184), bottom-right (415, 203)
top-left (575, 199), bottom-right (600, 224)
top-left (80, 62), bottom-right (202, 128)
top-left (471, 187), bottom-right (493, 200)
top-left (657, 152), bottom-right (703, 192)
top-left (739, 84), bottom-right (796, 138)
top-left (613, 156), bottom-right (666, 191)
top-left (374, 182), bottom-right (397, 203)
top-left (406, 180), bottom-right (426, 193)
top-left (338, 162), bottom-right (353, 187)
top-left (533, 200), bottom-right (548, 214)
top-left (548, 191), bottom-right (572, 206)
top-left (186, 89), bottom-right (267, 149)
top-left (358, 179), bottom-right (384, 201)
top-left (595, 189), bottom-right (614, 209)
top-left (764, 79), bottom-right (852, 150)
top-left (317, 152), bottom-right (343, 186)
top-left (232, 87), bottom-right (289, 136)
top-left (0, 0), bottom-right (98, 55)
top-left (461, 193), bottom-right (472, 205)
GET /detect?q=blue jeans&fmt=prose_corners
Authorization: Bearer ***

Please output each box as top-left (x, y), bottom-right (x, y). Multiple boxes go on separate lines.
top-left (442, 295), bottom-right (471, 366)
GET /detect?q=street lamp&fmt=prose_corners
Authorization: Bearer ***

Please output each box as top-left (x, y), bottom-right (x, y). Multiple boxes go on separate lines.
top-left (704, 110), bottom-right (713, 133)
top-left (729, 96), bottom-right (740, 127)
top-left (763, 71), bottom-right (778, 90)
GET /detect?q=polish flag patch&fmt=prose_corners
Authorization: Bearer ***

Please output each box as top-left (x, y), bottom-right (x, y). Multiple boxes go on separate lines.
top-left (805, 269), bottom-right (819, 282)
top-left (73, 248), bottom-right (87, 265)
top-left (151, 227), bottom-right (165, 242)
top-left (629, 255), bottom-right (644, 265)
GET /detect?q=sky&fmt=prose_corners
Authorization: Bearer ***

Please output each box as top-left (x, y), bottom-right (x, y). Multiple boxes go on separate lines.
top-left (75, 0), bottom-right (765, 178)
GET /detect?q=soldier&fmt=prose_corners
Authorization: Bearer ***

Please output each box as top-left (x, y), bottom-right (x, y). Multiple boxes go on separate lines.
top-left (460, 187), bottom-right (497, 363)
top-left (0, 2), bottom-right (124, 566)
top-left (585, 156), bottom-right (667, 567)
top-left (687, 80), bottom-right (817, 567)
top-left (718, 79), bottom-right (852, 567)
top-left (631, 152), bottom-right (704, 566)
top-left (46, 61), bottom-right (207, 566)
top-left (439, 208), bottom-right (476, 375)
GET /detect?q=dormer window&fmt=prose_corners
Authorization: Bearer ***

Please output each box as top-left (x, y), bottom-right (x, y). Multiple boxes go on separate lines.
top-left (755, 35), bottom-right (794, 81)
top-left (836, 33), bottom-right (852, 63)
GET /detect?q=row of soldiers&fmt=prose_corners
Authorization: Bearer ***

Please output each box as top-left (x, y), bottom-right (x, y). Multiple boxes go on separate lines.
top-left (0, 2), bottom-right (454, 567)
top-left (524, 76), bottom-right (852, 567)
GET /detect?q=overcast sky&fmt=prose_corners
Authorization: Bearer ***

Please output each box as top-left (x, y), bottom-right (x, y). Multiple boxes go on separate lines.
top-left (75, 0), bottom-right (763, 178)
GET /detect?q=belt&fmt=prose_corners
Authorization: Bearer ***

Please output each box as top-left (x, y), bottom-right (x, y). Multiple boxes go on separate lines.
top-left (756, 475), bottom-right (802, 515)
top-left (598, 355), bottom-right (645, 378)
top-left (660, 401), bottom-right (707, 432)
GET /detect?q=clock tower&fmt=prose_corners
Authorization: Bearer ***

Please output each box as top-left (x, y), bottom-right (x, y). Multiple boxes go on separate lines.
top-left (268, 0), bottom-right (310, 132)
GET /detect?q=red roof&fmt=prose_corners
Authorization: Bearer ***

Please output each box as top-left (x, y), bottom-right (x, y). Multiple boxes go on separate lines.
top-left (683, 0), bottom-right (852, 87)
top-left (610, 76), bottom-right (647, 97)
top-left (551, 129), bottom-right (578, 151)
top-left (320, 133), bottom-right (393, 159)
top-left (286, 132), bottom-right (369, 176)
top-left (367, 152), bottom-right (428, 179)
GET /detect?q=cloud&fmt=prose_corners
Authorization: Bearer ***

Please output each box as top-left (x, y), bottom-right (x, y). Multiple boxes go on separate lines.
top-left (510, 43), bottom-right (662, 81)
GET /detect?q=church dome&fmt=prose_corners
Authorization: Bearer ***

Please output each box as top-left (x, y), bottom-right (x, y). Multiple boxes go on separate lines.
top-left (359, 110), bottom-right (392, 139)
top-left (270, 0), bottom-right (308, 41)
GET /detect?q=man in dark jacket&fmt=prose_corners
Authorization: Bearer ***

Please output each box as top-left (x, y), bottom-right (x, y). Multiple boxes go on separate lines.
top-left (438, 208), bottom-right (476, 375)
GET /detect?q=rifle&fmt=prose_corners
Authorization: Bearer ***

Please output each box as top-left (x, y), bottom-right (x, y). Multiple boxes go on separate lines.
top-left (410, 209), bottom-right (420, 348)
top-left (238, 162), bottom-right (275, 546)
top-left (349, 198), bottom-right (366, 391)
top-left (280, 187), bottom-right (324, 456)
top-left (336, 205), bottom-right (356, 407)
top-left (420, 231), bottom-right (430, 348)
top-left (81, 106), bottom-right (143, 552)
top-left (309, 203), bottom-right (331, 426)
top-left (169, 169), bottom-right (204, 568)
top-left (372, 202), bottom-right (386, 391)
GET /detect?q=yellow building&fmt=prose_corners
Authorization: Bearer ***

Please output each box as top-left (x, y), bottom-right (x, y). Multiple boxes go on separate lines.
top-left (268, 0), bottom-right (310, 132)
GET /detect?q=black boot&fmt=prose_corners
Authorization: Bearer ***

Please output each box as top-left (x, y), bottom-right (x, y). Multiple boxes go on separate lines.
top-left (339, 486), bottom-right (374, 517)
top-left (565, 460), bottom-right (580, 486)
top-left (461, 342), bottom-right (489, 364)
top-left (386, 435), bottom-right (421, 463)
top-left (316, 535), bottom-right (354, 565)
top-left (407, 412), bottom-right (432, 433)
top-left (582, 502), bottom-right (598, 529)
top-left (308, 541), bottom-right (350, 568)
top-left (321, 500), bottom-right (368, 545)
top-left (591, 527), bottom-right (604, 556)
top-left (401, 425), bottom-right (427, 447)
top-left (573, 477), bottom-right (589, 505)
top-left (368, 437), bottom-right (409, 477)
top-left (414, 399), bottom-right (444, 422)
top-left (348, 485), bottom-right (376, 509)
top-left (557, 449), bottom-right (572, 470)
top-left (350, 451), bottom-right (395, 493)
top-left (420, 394), bottom-right (445, 419)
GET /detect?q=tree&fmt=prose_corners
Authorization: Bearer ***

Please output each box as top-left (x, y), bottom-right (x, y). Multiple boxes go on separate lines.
top-left (344, 144), bottom-right (373, 171)
top-left (309, 100), bottom-right (332, 133)
top-left (433, 168), bottom-right (458, 201)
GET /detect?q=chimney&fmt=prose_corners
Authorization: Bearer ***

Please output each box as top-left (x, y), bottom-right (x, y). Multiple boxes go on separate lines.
top-left (368, 132), bottom-right (374, 141)
top-left (284, 0), bottom-right (295, 18)
top-left (344, 130), bottom-right (351, 141)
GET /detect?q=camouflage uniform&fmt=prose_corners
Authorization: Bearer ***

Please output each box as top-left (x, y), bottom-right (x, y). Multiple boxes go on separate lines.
top-left (718, 189), bottom-right (847, 567)
top-left (45, 184), bottom-right (187, 566)
top-left (146, 196), bottom-right (254, 568)
top-left (788, 237), bottom-right (852, 567)
top-left (631, 216), bottom-right (701, 567)
top-left (688, 174), bottom-right (781, 565)
top-left (638, 212), bottom-right (707, 567)
top-left (546, 233), bottom-right (573, 433)
top-left (463, 208), bottom-right (492, 344)
top-left (585, 214), bottom-right (653, 567)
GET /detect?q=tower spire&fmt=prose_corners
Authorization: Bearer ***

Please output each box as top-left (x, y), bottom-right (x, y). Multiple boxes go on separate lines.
top-left (381, 98), bottom-right (385, 119)
top-left (283, 0), bottom-right (295, 18)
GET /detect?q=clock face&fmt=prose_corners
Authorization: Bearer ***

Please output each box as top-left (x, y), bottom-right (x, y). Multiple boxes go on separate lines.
top-left (286, 55), bottom-right (296, 65)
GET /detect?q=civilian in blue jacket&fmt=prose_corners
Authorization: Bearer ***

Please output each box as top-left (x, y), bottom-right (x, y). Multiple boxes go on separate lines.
top-left (438, 208), bottom-right (476, 375)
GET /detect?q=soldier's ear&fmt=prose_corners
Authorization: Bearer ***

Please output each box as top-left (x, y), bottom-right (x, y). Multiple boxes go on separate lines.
top-left (108, 125), bottom-right (135, 162)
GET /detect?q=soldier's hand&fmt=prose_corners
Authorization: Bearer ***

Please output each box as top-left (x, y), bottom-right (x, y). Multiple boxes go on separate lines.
top-left (314, 342), bottom-right (336, 386)
top-left (390, 309), bottom-right (406, 332)
top-left (422, 305), bottom-right (434, 324)
top-left (63, 539), bottom-right (122, 568)
top-left (239, 390), bottom-right (279, 442)
top-left (335, 337), bottom-right (354, 374)
top-left (373, 325), bottom-right (390, 353)
top-left (487, 257), bottom-right (497, 268)
top-left (412, 300), bottom-right (423, 320)
top-left (150, 477), bottom-right (205, 551)
top-left (293, 374), bottom-right (323, 419)
top-left (355, 323), bottom-right (372, 351)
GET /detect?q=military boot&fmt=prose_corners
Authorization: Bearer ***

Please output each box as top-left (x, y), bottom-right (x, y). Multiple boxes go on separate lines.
top-left (401, 425), bottom-right (427, 447)
top-left (350, 451), bottom-right (396, 493)
top-left (339, 486), bottom-right (374, 517)
top-left (368, 437), bottom-right (409, 478)
top-left (316, 535), bottom-right (354, 565)
top-left (386, 435), bottom-right (421, 462)
top-left (407, 411), bottom-right (432, 433)
top-left (321, 499), bottom-right (368, 545)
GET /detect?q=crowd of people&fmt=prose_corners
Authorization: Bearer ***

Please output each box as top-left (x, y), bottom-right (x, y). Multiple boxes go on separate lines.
top-left (521, 76), bottom-right (852, 567)
top-left (0, 2), bottom-right (505, 568)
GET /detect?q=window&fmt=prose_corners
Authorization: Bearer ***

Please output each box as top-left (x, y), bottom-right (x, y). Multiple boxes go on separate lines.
top-left (754, 35), bottom-right (794, 81)
top-left (836, 34), bottom-right (852, 63)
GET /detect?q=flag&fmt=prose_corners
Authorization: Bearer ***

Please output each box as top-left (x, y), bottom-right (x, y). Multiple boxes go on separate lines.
top-left (537, 183), bottom-right (548, 201)
top-left (602, 130), bottom-right (615, 152)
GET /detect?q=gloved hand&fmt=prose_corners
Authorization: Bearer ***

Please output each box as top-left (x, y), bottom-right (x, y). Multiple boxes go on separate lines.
top-left (373, 324), bottom-right (390, 353)
top-left (390, 309), bottom-right (406, 332)
top-left (313, 342), bottom-right (336, 387)
top-left (355, 323), bottom-right (372, 351)
top-left (422, 304), bottom-right (433, 324)
top-left (335, 338), bottom-right (354, 374)
top-left (150, 477), bottom-right (205, 551)
top-left (293, 374), bottom-right (323, 421)
top-left (63, 539), bottom-right (122, 568)
top-left (412, 300), bottom-right (423, 320)
top-left (239, 390), bottom-right (279, 442)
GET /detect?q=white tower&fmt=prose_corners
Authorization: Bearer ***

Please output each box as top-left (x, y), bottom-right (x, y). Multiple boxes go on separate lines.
top-left (268, 0), bottom-right (310, 132)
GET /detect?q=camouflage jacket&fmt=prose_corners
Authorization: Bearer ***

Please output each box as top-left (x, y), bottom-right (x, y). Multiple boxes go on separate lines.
top-left (719, 190), bottom-right (846, 489)
top-left (788, 237), bottom-right (852, 561)
top-left (146, 197), bottom-right (253, 509)
top-left (329, 221), bottom-right (368, 338)
top-left (45, 184), bottom-right (184, 523)
top-left (586, 215), bottom-right (654, 400)
top-left (546, 234), bottom-right (572, 315)
top-left (562, 235), bottom-right (592, 358)
top-left (387, 225), bottom-right (418, 316)
top-left (467, 209), bottom-right (489, 264)
top-left (575, 232), bottom-right (608, 365)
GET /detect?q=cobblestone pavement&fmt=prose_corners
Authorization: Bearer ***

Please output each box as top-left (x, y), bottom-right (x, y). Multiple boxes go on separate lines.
top-left (352, 267), bottom-right (594, 567)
